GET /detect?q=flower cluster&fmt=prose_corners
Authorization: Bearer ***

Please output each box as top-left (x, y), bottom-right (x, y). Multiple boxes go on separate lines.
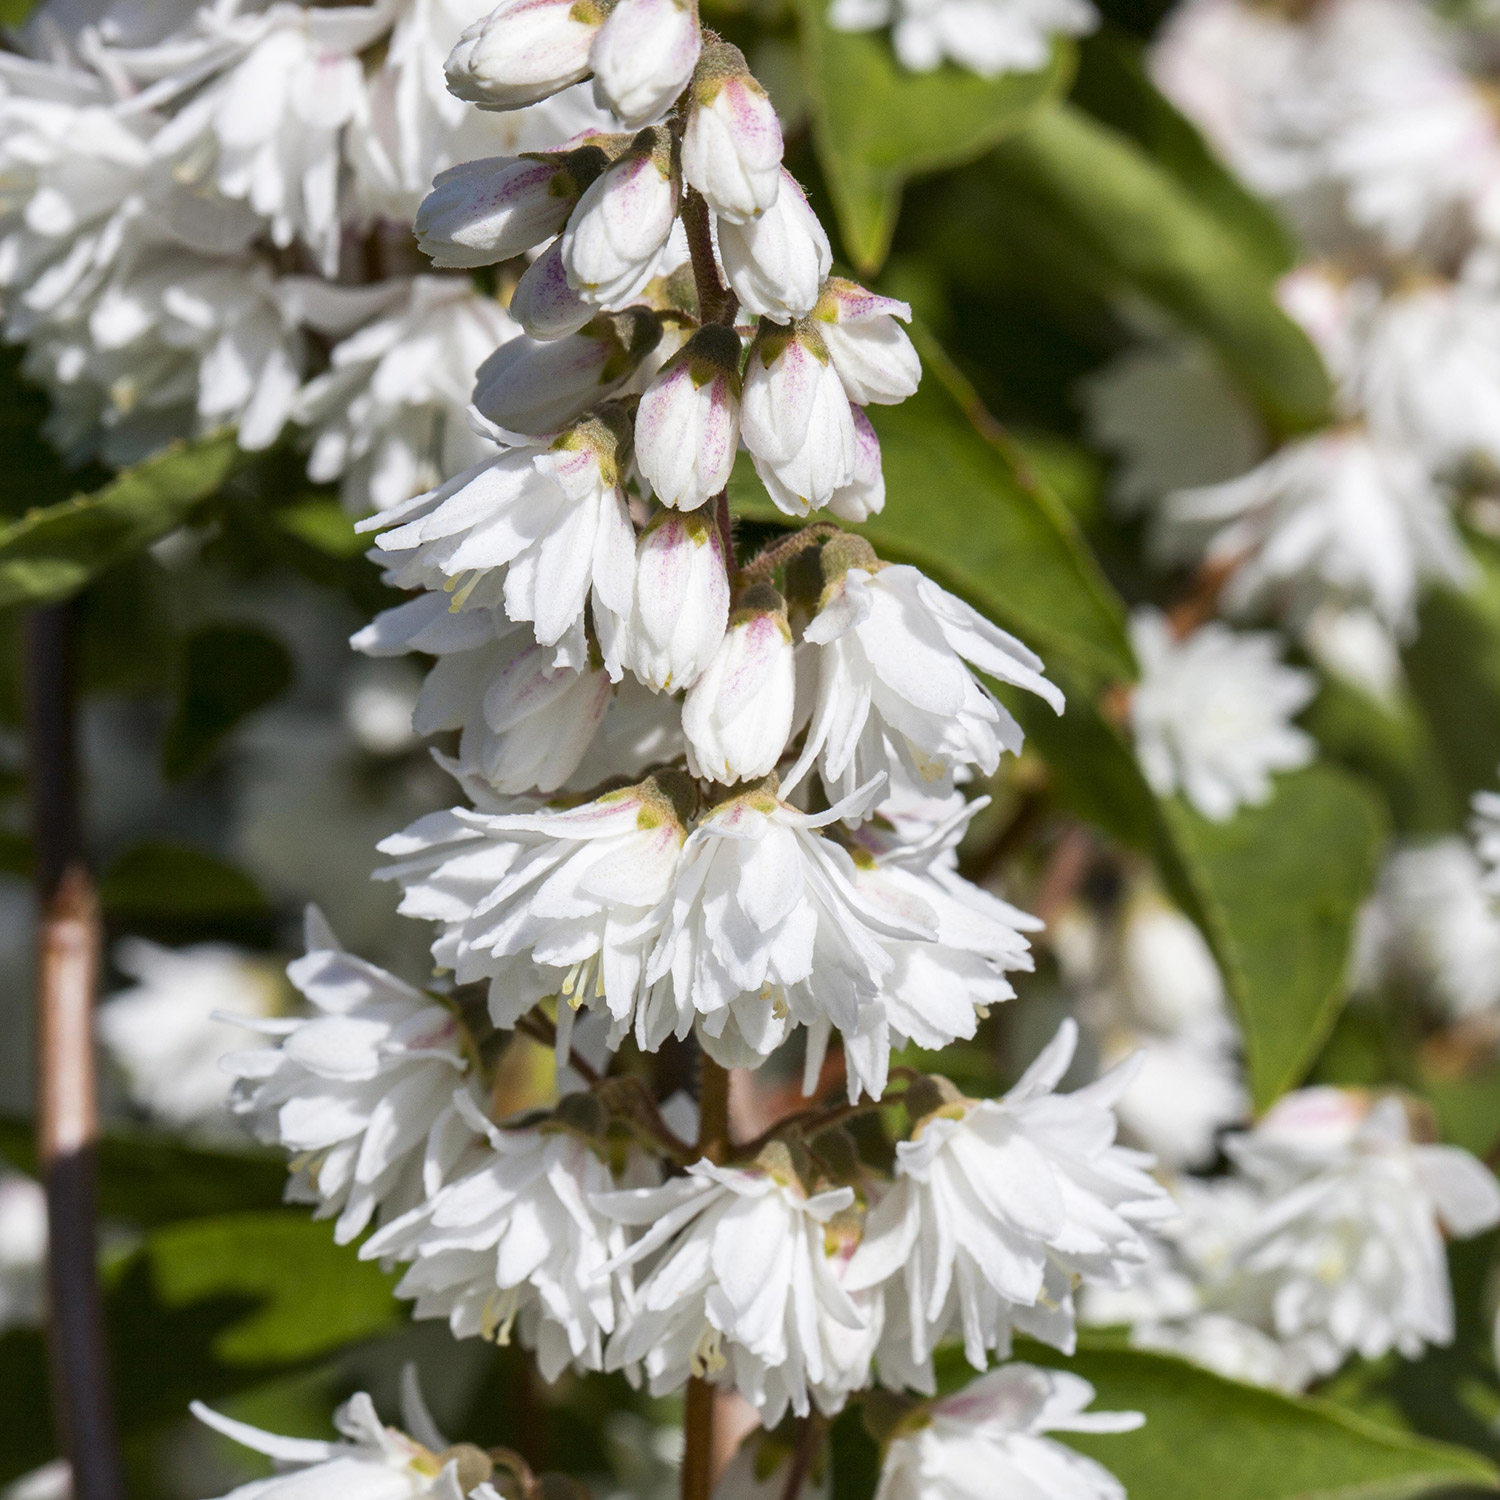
top-left (1082, 1085), bottom-right (1500, 1391)
top-left (0, 0), bottom-right (602, 510)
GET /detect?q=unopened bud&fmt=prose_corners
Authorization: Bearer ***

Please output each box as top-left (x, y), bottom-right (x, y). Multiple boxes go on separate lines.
top-left (828, 406), bottom-right (885, 522)
top-left (814, 277), bottom-right (920, 405)
top-left (589, 0), bottom-right (701, 126)
top-left (716, 170), bottom-right (830, 324)
top-left (510, 239), bottom-right (595, 340)
top-left (634, 324), bottom-right (742, 510)
top-left (682, 43), bottom-right (784, 224)
top-left (624, 510), bottom-right (730, 692)
top-left (446, 0), bottom-right (612, 111)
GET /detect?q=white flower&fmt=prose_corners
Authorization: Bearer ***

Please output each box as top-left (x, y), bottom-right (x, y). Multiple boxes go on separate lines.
top-left (829, 0), bottom-right (1096, 78)
top-left (1473, 776), bottom-right (1500, 895)
top-left (1227, 1087), bottom-right (1500, 1375)
top-left (377, 771), bottom-right (692, 1042)
top-left (297, 276), bottom-right (518, 514)
top-left (472, 309), bottom-right (661, 436)
top-left (716, 172), bottom-right (831, 324)
top-left (190, 1389), bottom-right (486, 1500)
top-left (681, 52), bottom-right (784, 224)
top-left (445, 0), bottom-right (608, 111)
top-left (741, 324), bottom-right (857, 515)
top-left (813, 279), bottom-right (921, 407)
top-left (362, 1103), bottom-right (638, 1378)
top-left (875, 1365), bottom-right (1141, 1500)
top-left (788, 550), bottom-right (1064, 803)
top-left (639, 779), bottom-right (935, 1072)
top-left (561, 137), bottom-right (679, 307)
top-left (1158, 426), bottom-right (1470, 636)
top-left (1360, 839), bottom-right (1500, 1020)
top-left (683, 585), bottom-right (797, 783)
top-left (415, 151), bottom-right (590, 269)
top-left (634, 325), bottom-right (742, 510)
top-left (0, 1173), bottom-right (46, 1335)
top-left (597, 1151), bottom-right (878, 1421)
top-left (365, 411), bottom-right (636, 666)
top-left (1128, 609), bottom-right (1315, 821)
top-left (621, 510), bottom-right (731, 693)
top-left (510, 238), bottom-right (595, 340)
top-left (1056, 886), bottom-right (1246, 1169)
top-left (828, 407), bottom-right (887, 523)
top-left (589, 0), bottom-right (700, 126)
top-left (222, 909), bottom-right (480, 1244)
top-left (97, 940), bottom-right (286, 1129)
top-left (846, 1020), bottom-right (1174, 1388)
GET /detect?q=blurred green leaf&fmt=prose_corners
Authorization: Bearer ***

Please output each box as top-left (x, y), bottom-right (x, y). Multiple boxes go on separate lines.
top-left (795, 0), bottom-right (1072, 272)
top-left (99, 842), bottom-right (272, 922)
top-left (987, 104), bottom-right (1332, 433)
top-left (0, 1116), bottom-right (286, 1227)
top-left (1164, 765), bottom-right (1387, 1111)
top-left (162, 624), bottom-right (294, 781)
top-left (1022, 1345), bottom-right (1500, 1500)
top-left (1071, 29), bottom-right (1296, 281)
top-left (274, 498), bottom-right (366, 559)
top-left (0, 346), bottom-right (90, 519)
top-left (730, 327), bottom-right (1135, 682)
top-left (0, 432), bottom-right (240, 608)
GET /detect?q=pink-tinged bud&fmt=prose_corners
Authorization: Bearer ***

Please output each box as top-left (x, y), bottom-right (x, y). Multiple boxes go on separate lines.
top-left (681, 48), bottom-right (784, 223)
top-left (510, 238), bottom-right (595, 340)
top-left (814, 276), bottom-right (921, 405)
top-left (683, 583), bottom-right (796, 783)
top-left (416, 152), bottom-right (593, 268)
top-left (445, 0), bottom-right (611, 111)
top-left (473, 308), bottom-right (661, 435)
top-left (561, 135), bottom-right (679, 307)
top-left (715, 170), bottom-right (830, 323)
top-left (589, 0), bottom-right (701, 126)
top-left (634, 324), bottom-right (742, 509)
top-left (624, 510), bottom-right (730, 692)
top-left (828, 405), bottom-right (885, 521)
top-left (740, 322), bottom-right (856, 516)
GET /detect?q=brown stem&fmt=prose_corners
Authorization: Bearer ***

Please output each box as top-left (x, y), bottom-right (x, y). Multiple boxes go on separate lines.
top-left (681, 189), bottom-right (736, 326)
top-left (514, 1010), bottom-right (602, 1085)
top-left (26, 604), bottom-right (124, 1500)
top-left (1034, 824), bottom-right (1095, 930)
top-left (682, 1054), bottom-right (732, 1500)
top-left (739, 522), bottom-right (842, 582)
top-left (779, 1415), bottom-right (821, 1500)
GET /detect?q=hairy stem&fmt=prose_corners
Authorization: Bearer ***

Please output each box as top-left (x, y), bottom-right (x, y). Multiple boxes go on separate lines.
top-left (739, 522), bottom-right (842, 581)
top-left (27, 604), bottom-right (124, 1500)
top-left (682, 189), bottom-right (736, 327)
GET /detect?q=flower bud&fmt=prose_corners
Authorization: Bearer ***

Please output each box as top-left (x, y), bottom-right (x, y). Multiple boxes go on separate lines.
top-left (681, 44), bottom-right (784, 223)
top-left (814, 277), bottom-right (920, 405)
top-left (473, 308), bottom-right (661, 435)
top-left (561, 133), bottom-right (679, 307)
top-left (415, 149), bottom-right (601, 268)
top-left (740, 322), bottom-right (856, 515)
top-left (828, 405), bottom-right (885, 521)
top-left (445, 0), bottom-right (611, 111)
top-left (716, 170), bottom-right (830, 323)
top-left (589, 0), bottom-right (701, 126)
top-left (634, 324), bottom-right (742, 509)
top-left (510, 238), bottom-right (595, 340)
top-left (624, 510), bottom-right (730, 692)
top-left (683, 583), bottom-right (796, 783)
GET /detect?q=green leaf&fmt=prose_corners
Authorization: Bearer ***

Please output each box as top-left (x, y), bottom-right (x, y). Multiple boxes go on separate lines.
top-left (274, 497), bottom-right (367, 559)
top-left (1071, 29), bottom-right (1296, 281)
top-left (730, 327), bottom-right (1134, 683)
top-left (1164, 765), bottom-right (1388, 1111)
top-left (162, 624), bottom-right (295, 781)
top-left (0, 346), bottom-right (92, 519)
top-left (987, 103), bottom-right (1332, 433)
top-left (98, 842), bottom-right (272, 922)
top-left (1023, 1345), bottom-right (1499, 1500)
top-left (795, 0), bottom-right (1072, 273)
top-left (0, 1116), bottom-right (287, 1227)
top-left (0, 431), bottom-right (241, 608)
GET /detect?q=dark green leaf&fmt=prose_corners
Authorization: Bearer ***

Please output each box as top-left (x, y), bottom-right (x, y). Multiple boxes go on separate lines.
top-left (795, 0), bottom-right (1072, 272)
top-left (274, 498), bottom-right (367, 559)
top-left (730, 327), bottom-right (1135, 682)
top-left (987, 103), bottom-right (1331, 433)
top-left (0, 345), bottom-right (91, 519)
top-left (1163, 765), bottom-right (1387, 1110)
top-left (1026, 1345), bottom-right (1499, 1500)
top-left (0, 432), bottom-right (241, 608)
top-left (0, 1116), bottom-right (287, 1227)
top-left (1071, 29), bottom-right (1296, 280)
top-left (99, 842), bottom-right (272, 923)
top-left (162, 624), bottom-right (294, 781)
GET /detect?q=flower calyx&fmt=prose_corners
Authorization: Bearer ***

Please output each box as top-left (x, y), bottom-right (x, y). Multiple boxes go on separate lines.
top-left (901, 1072), bottom-right (971, 1136)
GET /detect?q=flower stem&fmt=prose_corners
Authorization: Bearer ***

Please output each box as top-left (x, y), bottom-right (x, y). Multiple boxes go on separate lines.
top-left (682, 188), bottom-right (736, 327)
top-left (26, 603), bottom-right (124, 1500)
